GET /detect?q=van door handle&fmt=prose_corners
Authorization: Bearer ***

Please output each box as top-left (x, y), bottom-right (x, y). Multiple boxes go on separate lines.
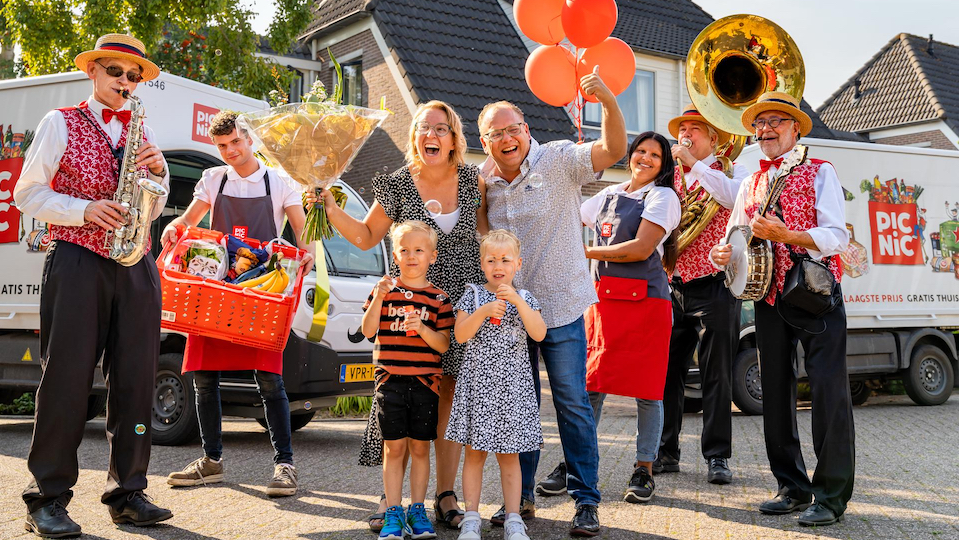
top-left (874, 314), bottom-right (937, 321)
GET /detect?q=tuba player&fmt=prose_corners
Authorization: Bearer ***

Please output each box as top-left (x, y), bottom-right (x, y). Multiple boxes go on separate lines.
top-left (656, 105), bottom-right (749, 486)
top-left (13, 33), bottom-right (171, 537)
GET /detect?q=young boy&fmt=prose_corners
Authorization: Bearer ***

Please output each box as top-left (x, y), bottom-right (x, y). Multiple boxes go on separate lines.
top-left (362, 221), bottom-right (454, 540)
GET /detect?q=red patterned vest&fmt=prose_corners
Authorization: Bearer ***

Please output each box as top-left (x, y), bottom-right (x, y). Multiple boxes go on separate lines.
top-left (48, 102), bottom-right (150, 259)
top-left (743, 158), bottom-right (843, 305)
top-left (673, 161), bottom-right (733, 283)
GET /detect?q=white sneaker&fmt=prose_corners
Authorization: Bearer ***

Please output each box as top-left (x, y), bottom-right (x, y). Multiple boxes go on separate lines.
top-left (458, 513), bottom-right (482, 540)
top-left (504, 515), bottom-right (529, 540)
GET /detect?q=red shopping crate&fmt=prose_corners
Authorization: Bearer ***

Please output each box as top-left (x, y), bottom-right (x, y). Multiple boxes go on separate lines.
top-left (156, 226), bottom-right (307, 352)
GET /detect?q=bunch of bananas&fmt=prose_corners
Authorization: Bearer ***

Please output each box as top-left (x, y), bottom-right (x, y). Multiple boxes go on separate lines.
top-left (237, 265), bottom-right (289, 293)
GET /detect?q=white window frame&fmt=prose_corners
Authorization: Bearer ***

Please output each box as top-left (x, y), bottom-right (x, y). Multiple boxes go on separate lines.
top-left (583, 69), bottom-right (655, 135)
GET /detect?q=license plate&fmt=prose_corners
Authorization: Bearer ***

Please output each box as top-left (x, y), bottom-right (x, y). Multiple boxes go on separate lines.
top-left (339, 363), bottom-right (375, 383)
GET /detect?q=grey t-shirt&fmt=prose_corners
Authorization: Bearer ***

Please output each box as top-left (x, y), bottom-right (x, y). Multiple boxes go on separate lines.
top-left (483, 139), bottom-right (599, 328)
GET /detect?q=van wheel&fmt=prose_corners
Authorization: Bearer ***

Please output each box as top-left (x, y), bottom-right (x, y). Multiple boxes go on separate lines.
top-left (85, 394), bottom-right (108, 421)
top-left (903, 345), bottom-right (954, 406)
top-left (256, 411), bottom-right (316, 432)
top-left (732, 348), bottom-right (763, 416)
top-left (151, 353), bottom-right (199, 446)
top-left (849, 381), bottom-right (871, 406)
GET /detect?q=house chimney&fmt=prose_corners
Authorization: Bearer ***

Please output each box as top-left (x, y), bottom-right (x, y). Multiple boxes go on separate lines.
top-left (927, 34), bottom-right (934, 55)
top-left (853, 78), bottom-right (862, 100)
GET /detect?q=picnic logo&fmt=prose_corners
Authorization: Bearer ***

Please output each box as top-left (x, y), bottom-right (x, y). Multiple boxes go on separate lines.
top-left (861, 176), bottom-right (925, 266)
top-left (191, 103), bottom-right (221, 145)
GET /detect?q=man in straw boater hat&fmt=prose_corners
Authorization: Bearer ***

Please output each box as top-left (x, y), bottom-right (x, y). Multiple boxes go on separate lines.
top-left (646, 105), bottom-right (750, 493)
top-left (711, 91), bottom-right (855, 526)
top-left (14, 33), bottom-right (172, 537)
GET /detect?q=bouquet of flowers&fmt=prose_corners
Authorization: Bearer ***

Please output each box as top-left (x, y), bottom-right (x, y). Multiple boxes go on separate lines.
top-left (237, 87), bottom-right (389, 241)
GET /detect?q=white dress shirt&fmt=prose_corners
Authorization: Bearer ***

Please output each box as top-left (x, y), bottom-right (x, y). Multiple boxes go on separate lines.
top-left (193, 159), bottom-right (303, 236)
top-left (13, 96), bottom-right (170, 226)
top-left (685, 154), bottom-right (750, 209)
top-left (724, 150), bottom-right (849, 259)
top-left (581, 182), bottom-right (682, 259)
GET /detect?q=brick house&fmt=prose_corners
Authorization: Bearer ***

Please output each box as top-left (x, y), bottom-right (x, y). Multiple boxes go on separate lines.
top-left (298, 0), bottom-right (844, 202)
top-left (818, 33), bottom-right (959, 151)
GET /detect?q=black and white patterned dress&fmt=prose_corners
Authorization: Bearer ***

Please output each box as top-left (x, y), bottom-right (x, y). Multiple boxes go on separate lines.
top-left (445, 285), bottom-right (544, 454)
top-left (358, 164), bottom-right (484, 467)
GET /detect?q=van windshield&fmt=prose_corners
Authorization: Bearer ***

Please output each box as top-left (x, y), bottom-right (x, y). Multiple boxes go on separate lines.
top-left (324, 191), bottom-right (385, 276)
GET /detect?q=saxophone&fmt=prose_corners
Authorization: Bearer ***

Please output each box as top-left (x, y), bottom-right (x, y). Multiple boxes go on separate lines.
top-left (105, 90), bottom-right (169, 266)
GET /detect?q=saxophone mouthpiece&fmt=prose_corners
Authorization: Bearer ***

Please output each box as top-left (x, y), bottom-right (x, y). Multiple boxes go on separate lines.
top-left (120, 89), bottom-right (130, 99)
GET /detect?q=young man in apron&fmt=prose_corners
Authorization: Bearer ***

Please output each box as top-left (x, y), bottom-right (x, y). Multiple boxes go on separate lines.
top-left (159, 110), bottom-right (314, 497)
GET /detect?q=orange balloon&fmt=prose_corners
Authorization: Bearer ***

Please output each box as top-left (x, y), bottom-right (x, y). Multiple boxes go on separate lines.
top-left (577, 38), bottom-right (636, 103)
top-left (514, 0), bottom-right (566, 45)
top-left (525, 45), bottom-right (578, 107)
top-left (562, 0), bottom-right (618, 49)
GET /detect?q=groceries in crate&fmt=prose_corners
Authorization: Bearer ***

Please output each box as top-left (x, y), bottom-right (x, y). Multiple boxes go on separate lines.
top-left (225, 235), bottom-right (269, 281)
top-left (180, 240), bottom-right (228, 280)
top-left (859, 175), bottom-right (923, 204)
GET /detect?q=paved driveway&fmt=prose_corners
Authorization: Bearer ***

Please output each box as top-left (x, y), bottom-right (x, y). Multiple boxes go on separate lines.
top-left (1, 389), bottom-right (957, 539)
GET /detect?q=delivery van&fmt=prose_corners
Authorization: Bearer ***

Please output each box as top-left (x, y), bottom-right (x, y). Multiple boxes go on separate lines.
top-left (0, 72), bottom-right (384, 445)
top-left (725, 138), bottom-right (959, 414)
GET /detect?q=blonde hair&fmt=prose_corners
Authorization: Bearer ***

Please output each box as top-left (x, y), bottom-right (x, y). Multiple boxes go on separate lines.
top-left (480, 229), bottom-right (521, 257)
top-left (406, 100), bottom-right (467, 167)
top-left (389, 220), bottom-right (438, 251)
top-left (477, 101), bottom-right (525, 135)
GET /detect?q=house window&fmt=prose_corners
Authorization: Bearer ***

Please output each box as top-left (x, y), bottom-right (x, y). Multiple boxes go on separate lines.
top-left (584, 70), bottom-right (654, 133)
top-left (342, 61), bottom-right (363, 106)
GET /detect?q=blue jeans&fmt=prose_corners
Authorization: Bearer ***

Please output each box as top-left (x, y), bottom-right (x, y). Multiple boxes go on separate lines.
top-left (193, 370), bottom-right (293, 465)
top-left (521, 316), bottom-right (601, 506)
top-left (591, 392), bottom-right (663, 463)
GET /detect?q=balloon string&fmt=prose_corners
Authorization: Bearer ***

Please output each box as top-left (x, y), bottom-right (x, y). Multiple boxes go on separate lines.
top-left (568, 46), bottom-right (585, 144)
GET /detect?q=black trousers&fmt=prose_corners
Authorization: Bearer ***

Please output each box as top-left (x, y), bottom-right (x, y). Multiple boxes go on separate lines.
top-left (755, 294), bottom-right (855, 515)
top-left (23, 241), bottom-right (161, 512)
top-left (661, 275), bottom-right (741, 461)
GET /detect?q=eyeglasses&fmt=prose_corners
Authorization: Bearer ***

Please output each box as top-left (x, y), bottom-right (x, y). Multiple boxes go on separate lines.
top-left (414, 122), bottom-right (452, 137)
top-left (751, 117), bottom-right (794, 130)
top-left (96, 60), bottom-right (143, 83)
top-left (482, 122), bottom-right (526, 142)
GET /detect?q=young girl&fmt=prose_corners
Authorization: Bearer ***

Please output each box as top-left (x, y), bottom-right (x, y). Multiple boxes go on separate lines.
top-left (446, 230), bottom-right (547, 540)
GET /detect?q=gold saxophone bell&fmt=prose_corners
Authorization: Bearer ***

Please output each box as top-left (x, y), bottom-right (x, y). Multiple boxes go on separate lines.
top-left (686, 14), bottom-right (805, 136)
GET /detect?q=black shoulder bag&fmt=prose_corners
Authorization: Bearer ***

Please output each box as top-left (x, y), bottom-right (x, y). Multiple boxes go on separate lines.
top-left (780, 247), bottom-right (840, 318)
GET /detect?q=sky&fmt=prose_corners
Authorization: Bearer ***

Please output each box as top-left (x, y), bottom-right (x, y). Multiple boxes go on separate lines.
top-left (250, 0), bottom-right (959, 110)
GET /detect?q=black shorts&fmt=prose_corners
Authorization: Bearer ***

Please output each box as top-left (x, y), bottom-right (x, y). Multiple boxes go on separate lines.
top-left (375, 375), bottom-right (439, 441)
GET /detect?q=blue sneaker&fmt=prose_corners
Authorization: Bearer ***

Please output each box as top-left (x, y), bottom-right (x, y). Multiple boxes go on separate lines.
top-left (379, 505), bottom-right (411, 540)
top-left (406, 502), bottom-right (436, 539)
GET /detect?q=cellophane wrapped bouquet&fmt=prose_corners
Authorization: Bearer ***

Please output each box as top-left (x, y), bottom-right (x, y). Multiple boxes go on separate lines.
top-left (237, 83), bottom-right (389, 241)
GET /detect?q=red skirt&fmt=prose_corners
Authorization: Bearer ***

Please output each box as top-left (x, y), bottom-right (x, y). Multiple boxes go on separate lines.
top-left (182, 335), bottom-right (284, 374)
top-left (585, 276), bottom-right (672, 400)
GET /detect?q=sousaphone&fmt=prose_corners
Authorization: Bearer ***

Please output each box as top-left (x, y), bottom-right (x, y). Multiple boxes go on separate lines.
top-left (683, 14), bottom-right (806, 300)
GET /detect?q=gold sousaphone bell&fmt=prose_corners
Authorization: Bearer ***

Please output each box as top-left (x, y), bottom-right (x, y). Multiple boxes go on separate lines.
top-left (676, 14), bottom-right (805, 255)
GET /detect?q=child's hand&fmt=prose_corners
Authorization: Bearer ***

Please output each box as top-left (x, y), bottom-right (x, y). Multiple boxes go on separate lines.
top-left (404, 311), bottom-right (422, 334)
top-left (373, 275), bottom-right (393, 299)
top-left (496, 284), bottom-right (522, 306)
top-left (485, 299), bottom-right (507, 321)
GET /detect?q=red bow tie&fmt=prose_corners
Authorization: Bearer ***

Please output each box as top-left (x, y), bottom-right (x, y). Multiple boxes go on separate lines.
top-left (102, 108), bottom-right (131, 125)
top-left (680, 165), bottom-right (692, 174)
top-left (759, 157), bottom-right (784, 173)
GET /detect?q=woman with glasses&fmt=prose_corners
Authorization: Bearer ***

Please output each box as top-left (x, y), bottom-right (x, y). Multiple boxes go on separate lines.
top-left (309, 100), bottom-right (487, 532)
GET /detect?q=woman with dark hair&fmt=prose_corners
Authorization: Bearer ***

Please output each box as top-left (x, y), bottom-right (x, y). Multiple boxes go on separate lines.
top-left (579, 131), bottom-right (681, 504)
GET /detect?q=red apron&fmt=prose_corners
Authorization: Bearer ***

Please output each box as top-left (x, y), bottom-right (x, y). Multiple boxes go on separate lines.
top-left (182, 166), bottom-right (284, 374)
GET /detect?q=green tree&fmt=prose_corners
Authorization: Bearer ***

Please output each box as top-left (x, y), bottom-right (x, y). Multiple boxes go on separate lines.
top-left (1, 0), bottom-right (313, 99)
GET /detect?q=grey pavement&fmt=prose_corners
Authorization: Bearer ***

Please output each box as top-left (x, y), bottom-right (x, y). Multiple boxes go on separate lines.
top-left (1, 385), bottom-right (958, 540)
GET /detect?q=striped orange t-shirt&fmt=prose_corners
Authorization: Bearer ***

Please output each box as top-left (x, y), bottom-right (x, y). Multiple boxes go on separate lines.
top-left (364, 280), bottom-right (454, 377)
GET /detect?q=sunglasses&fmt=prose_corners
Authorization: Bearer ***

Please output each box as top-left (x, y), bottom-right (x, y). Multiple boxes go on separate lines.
top-left (96, 60), bottom-right (143, 83)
